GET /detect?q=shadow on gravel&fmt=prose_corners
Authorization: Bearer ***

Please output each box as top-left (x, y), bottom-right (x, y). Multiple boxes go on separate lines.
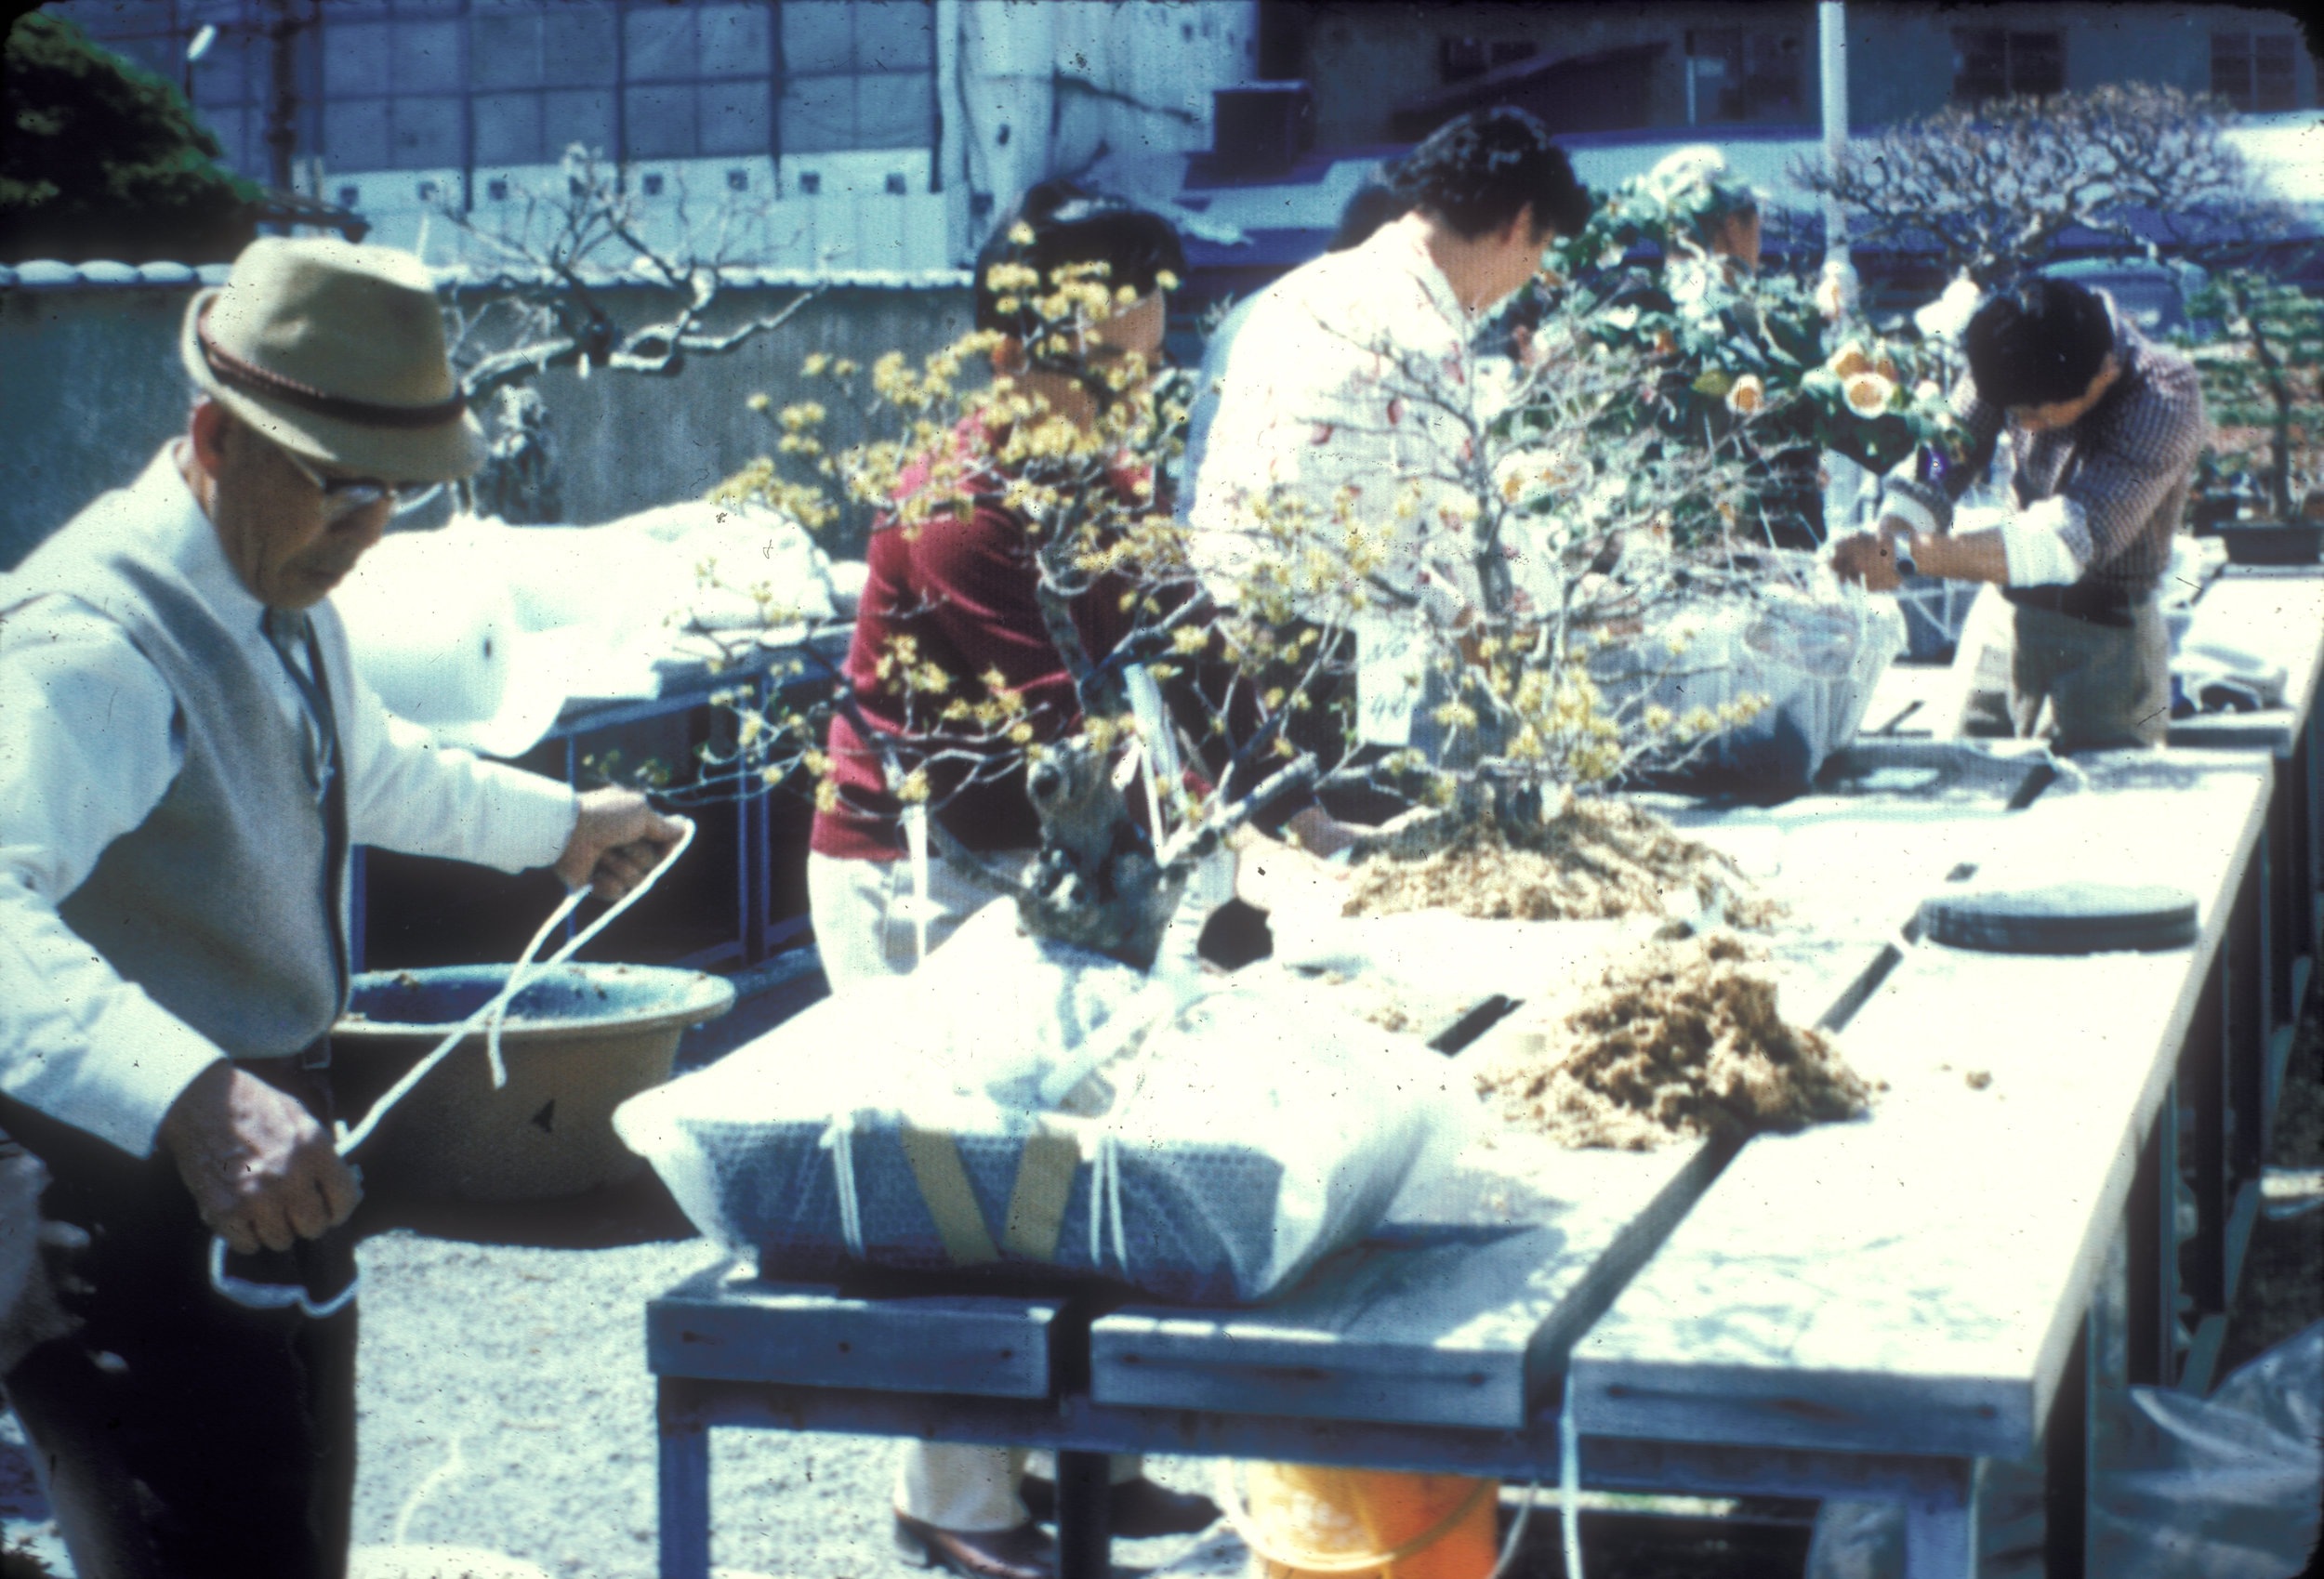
top-left (350, 1166), bottom-right (700, 1250)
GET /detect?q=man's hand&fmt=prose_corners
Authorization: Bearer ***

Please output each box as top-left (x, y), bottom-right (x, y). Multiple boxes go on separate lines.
top-left (1830, 520), bottom-right (1910, 592)
top-left (556, 788), bottom-right (686, 901)
top-left (157, 1062), bottom-right (361, 1256)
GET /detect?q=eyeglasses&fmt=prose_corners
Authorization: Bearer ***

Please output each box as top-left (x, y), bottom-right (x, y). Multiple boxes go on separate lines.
top-left (273, 442), bottom-right (429, 521)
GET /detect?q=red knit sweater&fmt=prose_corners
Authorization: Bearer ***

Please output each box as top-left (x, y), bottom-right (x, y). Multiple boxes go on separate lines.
top-left (809, 434), bottom-right (1150, 862)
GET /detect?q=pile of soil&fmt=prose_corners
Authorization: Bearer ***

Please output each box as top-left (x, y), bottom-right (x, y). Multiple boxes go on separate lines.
top-left (1472, 933), bottom-right (1875, 1151)
top-left (1340, 799), bottom-right (1776, 927)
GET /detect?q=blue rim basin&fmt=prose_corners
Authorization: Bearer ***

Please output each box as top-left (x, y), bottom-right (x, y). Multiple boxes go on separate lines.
top-left (337, 963), bottom-right (734, 1042)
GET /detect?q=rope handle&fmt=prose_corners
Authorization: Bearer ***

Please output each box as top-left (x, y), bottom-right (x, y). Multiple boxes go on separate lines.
top-left (1210, 1464), bottom-right (1496, 1576)
top-left (211, 818), bottom-right (697, 1313)
top-left (336, 816), bottom-right (696, 1155)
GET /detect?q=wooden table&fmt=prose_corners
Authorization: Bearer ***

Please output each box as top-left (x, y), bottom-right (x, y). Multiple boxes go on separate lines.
top-left (649, 645), bottom-right (2323, 1579)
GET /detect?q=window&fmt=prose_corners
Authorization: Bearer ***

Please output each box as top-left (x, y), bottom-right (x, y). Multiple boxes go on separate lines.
top-left (49, 0), bottom-right (936, 195)
top-left (1686, 28), bottom-right (1805, 124)
top-left (1951, 28), bottom-right (2065, 105)
top-left (2212, 31), bottom-right (2299, 112)
top-left (779, 0), bottom-right (935, 154)
top-left (618, 1), bottom-right (777, 159)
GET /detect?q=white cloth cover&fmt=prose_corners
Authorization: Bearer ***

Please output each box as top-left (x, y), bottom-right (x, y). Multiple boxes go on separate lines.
top-left (614, 903), bottom-right (1475, 1303)
top-left (340, 500), bottom-right (843, 756)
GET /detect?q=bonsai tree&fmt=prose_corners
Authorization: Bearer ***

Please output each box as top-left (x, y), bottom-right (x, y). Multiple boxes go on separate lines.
top-left (1798, 84), bottom-right (2288, 290)
top-left (2183, 268), bottom-right (2324, 522)
top-left (428, 145), bottom-right (825, 521)
top-left (1543, 153), bottom-right (1964, 508)
top-left (674, 172), bottom-right (1924, 965)
top-left (1, 12), bottom-right (262, 264)
top-left (694, 245), bottom-right (1305, 967)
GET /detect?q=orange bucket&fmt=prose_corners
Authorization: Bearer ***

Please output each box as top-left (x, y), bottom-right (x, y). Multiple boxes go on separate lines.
top-left (1222, 1463), bottom-right (1499, 1579)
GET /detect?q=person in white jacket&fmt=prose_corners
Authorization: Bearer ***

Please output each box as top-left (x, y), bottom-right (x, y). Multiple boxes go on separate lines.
top-left (0, 236), bottom-right (677, 1579)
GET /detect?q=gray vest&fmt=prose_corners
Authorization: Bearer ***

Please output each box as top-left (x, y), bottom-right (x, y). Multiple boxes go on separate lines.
top-left (9, 479), bottom-right (348, 1062)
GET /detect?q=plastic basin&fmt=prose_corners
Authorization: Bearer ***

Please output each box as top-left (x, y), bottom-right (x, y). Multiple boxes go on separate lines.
top-left (335, 963), bottom-right (735, 1202)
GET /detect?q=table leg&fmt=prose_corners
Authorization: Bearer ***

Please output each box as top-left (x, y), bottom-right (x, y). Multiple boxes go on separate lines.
top-left (1902, 1470), bottom-right (1979, 1579)
top-left (2123, 1082), bottom-right (2172, 1388)
top-left (1053, 1451), bottom-right (1112, 1579)
top-left (2041, 1314), bottom-right (2089, 1579)
top-left (659, 1377), bottom-right (713, 1579)
top-left (2184, 945), bottom-right (2229, 1315)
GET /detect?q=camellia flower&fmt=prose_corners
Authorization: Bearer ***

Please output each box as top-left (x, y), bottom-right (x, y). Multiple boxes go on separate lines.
top-left (1842, 371), bottom-right (1897, 417)
top-left (1827, 342), bottom-right (1873, 379)
top-left (1725, 374), bottom-right (1765, 415)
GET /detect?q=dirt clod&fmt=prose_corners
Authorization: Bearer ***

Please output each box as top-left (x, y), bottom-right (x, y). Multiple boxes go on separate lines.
top-left (1472, 933), bottom-right (1874, 1150)
top-left (1342, 800), bottom-right (1776, 927)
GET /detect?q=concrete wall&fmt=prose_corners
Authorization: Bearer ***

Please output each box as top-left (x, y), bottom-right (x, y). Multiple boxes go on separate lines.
top-left (0, 280), bottom-right (973, 571)
top-left (0, 285), bottom-right (203, 572)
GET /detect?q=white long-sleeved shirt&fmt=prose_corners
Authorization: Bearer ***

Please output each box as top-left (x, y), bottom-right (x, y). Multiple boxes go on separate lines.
top-left (1186, 215), bottom-right (1502, 748)
top-left (0, 445), bottom-right (578, 1156)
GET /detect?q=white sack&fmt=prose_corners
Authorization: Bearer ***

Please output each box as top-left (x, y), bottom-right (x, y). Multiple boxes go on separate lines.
top-left (614, 903), bottom-right (1475, 1303)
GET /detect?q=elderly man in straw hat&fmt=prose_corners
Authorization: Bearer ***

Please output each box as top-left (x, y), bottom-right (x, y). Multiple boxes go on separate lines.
top-left (0, 236), bottom-right (680, 1577)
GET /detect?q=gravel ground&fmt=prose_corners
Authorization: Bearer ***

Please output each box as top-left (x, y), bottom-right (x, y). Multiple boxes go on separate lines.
top-left (336, 1118), bottom-right (1266, 1579)
top-left (347, 1178), bottom-right (1229, 1579)
top-left (352, 1220), bottom-right (890, 1579)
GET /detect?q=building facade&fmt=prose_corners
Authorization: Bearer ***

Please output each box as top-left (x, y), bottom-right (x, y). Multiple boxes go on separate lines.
top-left (45, 0), bottom-right (1260, 270)
top-left (1269, 1), bottom-right (2316, 151)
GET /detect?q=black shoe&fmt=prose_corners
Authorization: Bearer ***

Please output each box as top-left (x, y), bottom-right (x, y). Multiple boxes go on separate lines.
top-left (1019, 1476), bottom-right (1221, 1538)
top-left (894, 1513), bottom-right (1057, 1579)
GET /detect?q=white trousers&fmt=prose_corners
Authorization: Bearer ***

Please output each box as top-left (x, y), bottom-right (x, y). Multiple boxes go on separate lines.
top-left (807, 850), bottom-right (1180, 1530)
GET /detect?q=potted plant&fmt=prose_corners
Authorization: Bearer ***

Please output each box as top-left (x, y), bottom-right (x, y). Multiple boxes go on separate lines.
top-left (2182, 268), bottom-right (2324, 563)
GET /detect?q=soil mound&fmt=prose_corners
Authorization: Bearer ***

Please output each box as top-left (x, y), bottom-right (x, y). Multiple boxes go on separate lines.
top-left (1472, 933), bottom-right (1874, 1150)
top-left (1341, 800), bottom-right (1775, 927)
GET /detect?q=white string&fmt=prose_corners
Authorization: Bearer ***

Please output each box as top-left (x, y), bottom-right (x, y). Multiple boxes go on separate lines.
top-left (1087, 1130), bottom-right (1110, 1270)
top-left (1125, 664), bottom-right (1181, 841)
top-left (336, 817), bottom-right (696, 1155)
top-left (482, 886), bottom-right (588, 1090)
top-left (1486, 1479), bottom-right (1542, 1579)
top-left (392, 1430), bottom-right (464, 1546)
top-left (1559, 1385), bottom-right (1584, 1579)
top-left (904, 802), bottom-right (931, 968)
top-left (821, 1118), bottom-right (866, 1257)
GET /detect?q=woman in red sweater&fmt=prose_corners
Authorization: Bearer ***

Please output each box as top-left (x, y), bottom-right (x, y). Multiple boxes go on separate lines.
top-left (805, 182), bottom-right (1221, 1579)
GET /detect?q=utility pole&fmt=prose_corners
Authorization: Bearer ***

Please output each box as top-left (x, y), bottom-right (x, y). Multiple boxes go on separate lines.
top-left (264, 0), bottom-right (302, 199)
top-left (1818, 1), bottom-right (1849, 267)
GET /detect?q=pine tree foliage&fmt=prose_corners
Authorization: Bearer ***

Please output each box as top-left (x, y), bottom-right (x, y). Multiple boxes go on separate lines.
top-left (2, 12), bottom-right (260, 263)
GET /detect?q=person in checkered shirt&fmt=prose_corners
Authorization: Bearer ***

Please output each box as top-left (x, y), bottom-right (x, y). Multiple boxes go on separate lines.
top-left (1832, 276), bottom-right (2207, 747)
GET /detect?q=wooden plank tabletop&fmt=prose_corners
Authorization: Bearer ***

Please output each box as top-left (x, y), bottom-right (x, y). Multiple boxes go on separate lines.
top-left (1090, 756), bottom-right (2064, 1436)
top-left (648, 1261), bottom-right (1064, 1399)
top-left (1089, 1137), bottom-right (1723, 1429)
top-left (1567, 751), bottom-right (2273, 1460)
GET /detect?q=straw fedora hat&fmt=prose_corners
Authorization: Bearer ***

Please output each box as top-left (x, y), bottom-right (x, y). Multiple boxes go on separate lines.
top-left (180, 235), bottom-right (487, 483)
